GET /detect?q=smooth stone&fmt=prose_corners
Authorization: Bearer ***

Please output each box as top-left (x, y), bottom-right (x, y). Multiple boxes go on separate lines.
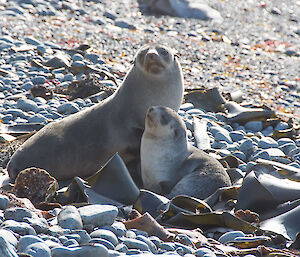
top-left (194, 247), bottom-right (216, 257)
top-left (17, 99), bottom-right (39, 112)
top-left (122, 238), bottom-right (150, 252)
top-left (90, 229), bottom-right (118, 246)
top-left (78, 205), bottom-right (118, 228)
top-left (63, 239), bottom-right (79, 247)
top-left (0, 229), bottom-right (18, 247)
top-left (232, 151), bottom-right (246, 162)
top-left (48, 225), bottom-right (71, 237)
top-left (261, 126), bottom-right (274, 136)
top-left (63, 74), bottom-right (74, 82)
top-left (244, 121), bottom-right (263, 132)
top-left (64, 234), bottom-right (81, 244)
top-left (23, 217), bottom-right (49, 234)
top-left (214, 131), bottom-right (233, 144)
top-left (257, 137), bottom-right (278, 149)
top-left (239, 138), bottom-right (254, 155)
top-left (115, 243), bottom-right (128, 253)
top-left (275, 122), bottom-right (290, 131)
top-left (57, 102), bottom-right (80, 114)
top-left (180, 103), bottom-right (194, 111)
top-left (51, 244), bottom-right (109, 257)
top-left (71, 230), bottom-right (91, 244)
top-left (186, 109), bottom-right (205, 115)
top-left (57, 205), bottom-right (83, 230)
top-left (218, 231), bottom-right (245, 244)
top-left (24, 37), bottom-right (42, 46)
top-left (4, 207), bottom-right (38, 222)
top-left (289, 147), bottom-right (300, 157)
top-left (28, 113), bottom-right (48, 124)
top-left (149, 236), bottom-right (162, 248)
top-left (23, 242), bottom-right (51, 257)
top-left (59, 236), bottom-right (68, 244)
top-left (114, 20), bottom-right (136, 30)
top-left (0, 236), bottom-right (18, 257)
top-left (18, 235), bottom-right (48, 255)
top-left (174, 242), bottom-right (193, 255)
top-left (229, 131), bottom-right (244, 142)
top-left (6, 109), bottom-right (25, 118)
top-left (101, 222), bottom-right (127, 238)
top-left (72, 54), bottom-right (83, 62)
top-left (1, 220), bottom-right (36, 235)
top-left (279, 143), bottom-right (297, 155)
top-left (0, 195), bottom-right (9, 210)
top-left (160, 242), bottom-right (176, 251)
top-left (31, 76), bottom-right (47, 85)
top-left (277, 138), bottom-right (295, 146)
top-left (136, 235), bottom-right (157, 254)
top-left (251, 148), bottom-right (285, 161)
top-left (211, 141), bottom-right (228, 149)
top-left (89, 238), bottom-right (114, 249)
top-left (20, 82), bottom-right (34, 90)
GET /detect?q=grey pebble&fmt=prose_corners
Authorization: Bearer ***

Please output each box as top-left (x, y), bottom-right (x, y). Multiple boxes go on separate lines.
top-left (51, 244), bottom-right (109, 257)
top-left (257, 137), bottom-right (278, 149)
top-left (244, 121), bottom-right (263, 132)
top-left (0, 195), bottom-right (9, 210)
top-left (89, 238), bottom-right (115, 249)
top-left (23, 217), bottom-right (49, 234)
top-left (63, 238), bottom-right (79, 247)
top-left (122, 238), bottom-right (150, 252)
top-left (18, 235), bottom-right (50, 257)
top-left (57, 205), bottom-right (83, 230)
top-left (17, 99), bottom-right (39, 112)
top-left (57, 102), bottom-right (80, 114)
top-left (0, 236), bottom-right (18, 257)
top-left (90, 228), bottom-right (118, 246)
top-left (4, 207), bottom-right (38, 222)
top-left (78, 204), bottom-right (118, 228)
top-left (194, 247), bottom-right (216, 257)
top-left (1, 220), bottom-right (36, 236)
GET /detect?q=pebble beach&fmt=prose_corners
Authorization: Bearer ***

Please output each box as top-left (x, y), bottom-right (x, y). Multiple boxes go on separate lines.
top-left (0, 0), bottom-right (299, 256)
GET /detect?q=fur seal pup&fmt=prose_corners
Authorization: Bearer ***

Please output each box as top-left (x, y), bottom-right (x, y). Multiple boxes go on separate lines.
top-left (7, 44), bottom-right (184, 181)
top-left (141, 106), bottom-right (231, 199)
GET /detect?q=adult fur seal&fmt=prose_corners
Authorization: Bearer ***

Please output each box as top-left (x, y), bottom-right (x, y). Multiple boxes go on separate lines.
top-left (7, 44), bottom-right (184, 181)
top-left (141, 106), bottom-right (231, 199)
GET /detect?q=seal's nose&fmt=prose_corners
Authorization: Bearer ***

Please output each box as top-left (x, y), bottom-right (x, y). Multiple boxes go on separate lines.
top-left (146, 48), bottom-right (159, 61)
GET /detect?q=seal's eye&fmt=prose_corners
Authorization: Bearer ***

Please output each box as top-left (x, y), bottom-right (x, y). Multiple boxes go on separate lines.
top-left (160, 114), bottom-right (169, 125)
top-left (157, 48), bottom-right (169, 57)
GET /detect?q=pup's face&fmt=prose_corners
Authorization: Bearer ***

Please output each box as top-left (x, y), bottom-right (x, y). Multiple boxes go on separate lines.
top-left (135, 44), bottom-right (176, 74)
top-left (145, 106), bottom-right (186, 139)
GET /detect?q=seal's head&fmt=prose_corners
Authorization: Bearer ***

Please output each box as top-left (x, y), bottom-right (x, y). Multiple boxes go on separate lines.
top-left (144, 106), bottom-right (186, 140)
top-left (135, 44), bottom-right (178, 75)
